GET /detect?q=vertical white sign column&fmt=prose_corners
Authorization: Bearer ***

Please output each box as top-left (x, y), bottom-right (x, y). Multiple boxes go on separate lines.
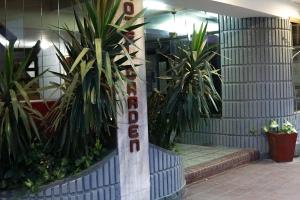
top-left (117, 0), bottom-right (151, 200)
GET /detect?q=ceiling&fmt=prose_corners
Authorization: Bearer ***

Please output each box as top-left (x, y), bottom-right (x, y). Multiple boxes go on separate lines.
top-left (144, 0), bottom-right (220, 34)
top-left (2, 0), bottom-right (78, 12)
top-left (144, 0), bottom-right (300, 18)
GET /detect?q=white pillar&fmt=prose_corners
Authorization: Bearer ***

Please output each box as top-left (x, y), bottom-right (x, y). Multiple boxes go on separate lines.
top-left (117, 0), bottom-right (151, 200)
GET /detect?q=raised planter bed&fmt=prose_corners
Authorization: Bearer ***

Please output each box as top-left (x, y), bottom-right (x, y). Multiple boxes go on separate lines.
top-left (0, 145), bottom-right (185, 200)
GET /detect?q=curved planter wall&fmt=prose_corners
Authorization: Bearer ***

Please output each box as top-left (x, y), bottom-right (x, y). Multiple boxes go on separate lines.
top-left (0, 145), bottom-right (185, 200)
top-left (0, 151), bottom-right (120, 200)
top-left (149, 145), bottom-right (185, 200)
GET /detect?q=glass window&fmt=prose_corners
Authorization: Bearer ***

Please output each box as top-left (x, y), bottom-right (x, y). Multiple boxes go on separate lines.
top-left (0, 0), bottom-right (82, 100)
top-left (144, 9), bottom-right (222, 116)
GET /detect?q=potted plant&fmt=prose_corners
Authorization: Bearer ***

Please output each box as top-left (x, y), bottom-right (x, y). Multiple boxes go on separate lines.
top-left (263, 120), bottom-right (298, 162)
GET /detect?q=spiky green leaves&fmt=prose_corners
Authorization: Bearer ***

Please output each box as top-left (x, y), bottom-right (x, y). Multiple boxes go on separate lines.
top-left (45, 0), bottom-right (145, 158)
top-left (0, 41), bottom-right (42, 166)
top-left (149, 23), bottom-right (221, 148)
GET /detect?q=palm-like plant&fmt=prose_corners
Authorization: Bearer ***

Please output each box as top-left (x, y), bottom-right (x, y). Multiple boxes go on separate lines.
top-left (45, 0), bottom-right (145, 158)
top-left (149, 23), bottom-right (221, 148)
top-left (0, 41), bottom-right (42, 168)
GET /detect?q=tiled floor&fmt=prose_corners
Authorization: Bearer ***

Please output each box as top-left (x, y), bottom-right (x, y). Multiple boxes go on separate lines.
top-left (177, 144), bottom-right (240, 168)
top-left (184, 158), bottom-right (300, 200)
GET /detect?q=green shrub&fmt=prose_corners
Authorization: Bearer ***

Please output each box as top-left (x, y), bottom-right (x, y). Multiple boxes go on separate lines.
top-left (22, 140), bottom-right (107, 193)
top-left (263, 120), bottom-right (297, 134)
top-left (0, 41), bottom-right (42, 189)
top-left (149, 23), bottom-right (221, 149)
top-left (45, 0), bottom-right (145, 158)
top-left (1, 0), bottom-right (146, 191)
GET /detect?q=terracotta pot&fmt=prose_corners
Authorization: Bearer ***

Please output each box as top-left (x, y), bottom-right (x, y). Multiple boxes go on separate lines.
top-left (267, 133), bottom-right (297, 162)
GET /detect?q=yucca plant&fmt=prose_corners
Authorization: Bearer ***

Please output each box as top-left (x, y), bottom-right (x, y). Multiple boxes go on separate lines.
top-left (0, 41), bottom-right (42, 173)
top-left (149, 23), bottom-right (221, 148)
top-left (45, 0), bottom-right (145, 158)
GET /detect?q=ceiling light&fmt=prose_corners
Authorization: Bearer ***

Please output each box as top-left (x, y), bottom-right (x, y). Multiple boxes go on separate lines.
top-left (206, 12), bottom-right (218, 19)
top-left (40, 39), bottom-right (52, 50)
top-left (14, 39), bottom-right (52, 49)
top-left (193, 11), bottom-right (218, 19)
top-left (144, 0), bottom-right (168, 11)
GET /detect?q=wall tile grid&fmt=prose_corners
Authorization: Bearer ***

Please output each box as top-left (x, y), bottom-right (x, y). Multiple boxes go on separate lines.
top-left (0, 145), bottom-right (185, 200)
top-left (149, 145), bottom-right (185, 200)
top-left (0, 0), bottom-right (79, 101)
top-left (38, 45), bottom-right (57, 100)
top-left (181, 17), bottom-right (298, 154)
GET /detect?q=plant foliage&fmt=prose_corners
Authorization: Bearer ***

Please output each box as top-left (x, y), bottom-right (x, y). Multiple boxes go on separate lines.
top-left (0, 41), bottom-right (42, 189)
top-left (149, 23), bottom-right (221, 148)
top-left (22, 139), bottom-right (106, 193)
top-left (263, 120), bottom-right (297, 134)
top-left (45, 0), bottom-right (145, 158)
top-left (0, 138), bottom-right (106, 192)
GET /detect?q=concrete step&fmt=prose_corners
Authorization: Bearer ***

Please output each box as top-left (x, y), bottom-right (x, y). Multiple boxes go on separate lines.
top-left (184, 149), bottom-right (259, 185)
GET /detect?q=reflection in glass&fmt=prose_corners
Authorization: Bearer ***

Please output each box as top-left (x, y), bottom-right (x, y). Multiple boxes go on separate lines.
top-left (0, 0), bottom-right (82, 100)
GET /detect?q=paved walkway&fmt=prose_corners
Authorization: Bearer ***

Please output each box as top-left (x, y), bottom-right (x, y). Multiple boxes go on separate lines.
top-left (184, 157), bottom-right (300, 200)
top-left (177, 144), bottom-right (240, 168)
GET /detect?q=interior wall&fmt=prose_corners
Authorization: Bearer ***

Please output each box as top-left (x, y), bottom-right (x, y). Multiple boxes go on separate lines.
top-left (0, 0), bottom-right (79, 100)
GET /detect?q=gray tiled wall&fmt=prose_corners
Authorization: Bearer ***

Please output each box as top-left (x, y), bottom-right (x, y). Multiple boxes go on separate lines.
top-left (0, 151), bottom-right (121, 200)
top-left (149, 145), bottom-right (185, 200)
top-left (181, 17), bottom-right (297, 155)
top-left (0, 145), bottom-right (185, 200)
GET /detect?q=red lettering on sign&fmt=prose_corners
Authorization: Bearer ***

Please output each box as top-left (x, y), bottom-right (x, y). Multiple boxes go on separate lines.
top-left (129, 124), bottom-right (139, 138)
top-left (128, 96), bottom-right (138, 109)
top-left (130, 139), bottom-right (140, 152)
top-left (128, 111), bottom-right (138, 124)
top-left (124, 2), bottom-right (134, 15)
top-left (126, 68), bottom-right (137, 80)
top-left (127, 82), bottom-right (137, 96)
top-left (124, 1), bottom-right (141, 153)
top-left (125, 31), bottom-right (135, 40)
